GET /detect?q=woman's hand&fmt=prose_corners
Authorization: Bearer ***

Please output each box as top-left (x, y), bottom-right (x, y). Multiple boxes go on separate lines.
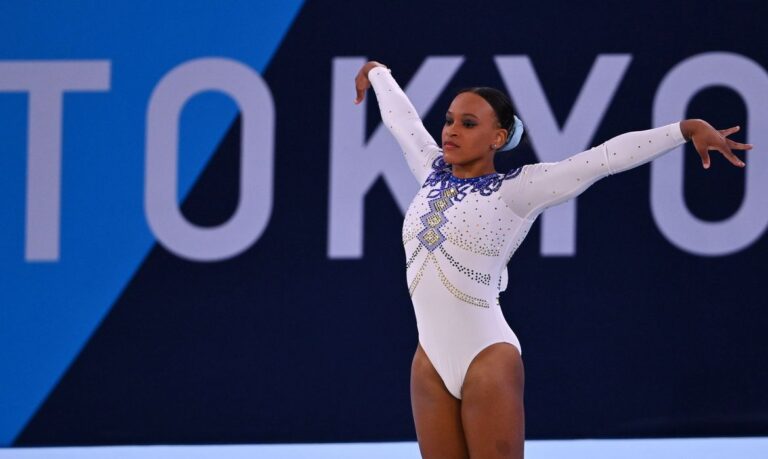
top-left (680, 119), bottom-right (753, 169)
top-left (354, 61), bottom-right (387, 105)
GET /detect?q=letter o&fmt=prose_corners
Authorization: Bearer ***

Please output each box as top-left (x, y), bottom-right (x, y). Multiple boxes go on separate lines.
top-left (145, 58), bottom-right (274, 261)
top-left (651, 52), bottom-right (768, 256)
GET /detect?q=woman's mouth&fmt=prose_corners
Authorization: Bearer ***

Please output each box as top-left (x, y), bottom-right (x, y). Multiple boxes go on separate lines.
top-left (443, 141), bottom-right (459, 150)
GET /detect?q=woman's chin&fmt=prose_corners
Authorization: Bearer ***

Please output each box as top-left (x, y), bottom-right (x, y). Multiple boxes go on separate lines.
top-left (443, 151), bottom-right (474, 167)
top-left (442, 150), bottom-right (459, 165)
top-left (443, 149), bottom-right (490, 167)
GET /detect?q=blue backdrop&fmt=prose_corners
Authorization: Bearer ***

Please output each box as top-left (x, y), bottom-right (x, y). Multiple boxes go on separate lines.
top-left (1, 0), bottom-right (766, 448)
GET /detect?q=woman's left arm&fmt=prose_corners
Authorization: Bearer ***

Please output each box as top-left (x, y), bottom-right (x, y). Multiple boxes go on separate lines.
top-left (499, 121), bottom-right (752, 219)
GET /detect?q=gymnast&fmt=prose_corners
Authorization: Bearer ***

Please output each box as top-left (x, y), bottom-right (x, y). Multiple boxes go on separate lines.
top-left (354, 60), bottom-right (751, 459)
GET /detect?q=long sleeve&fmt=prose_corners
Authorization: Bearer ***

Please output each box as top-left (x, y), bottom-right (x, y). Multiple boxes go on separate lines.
top-left (368, 67), bottom-right (442, 184)
top-left (500, 122), bottom-right (686, 219)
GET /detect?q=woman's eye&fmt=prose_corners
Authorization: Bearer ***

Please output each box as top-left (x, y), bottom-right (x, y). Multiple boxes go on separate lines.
top-left (444, 118), bottom-right (453, 126)
top-left (463, 121), bottom-right (476, 128)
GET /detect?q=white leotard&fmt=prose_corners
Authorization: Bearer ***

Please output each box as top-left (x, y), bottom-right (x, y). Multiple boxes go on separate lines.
top-left (369, 67), bottom-right (686, 399)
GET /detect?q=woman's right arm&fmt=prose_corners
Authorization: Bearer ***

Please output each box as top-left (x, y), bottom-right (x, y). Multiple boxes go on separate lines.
top-left (355, 61), bottom-right (442, 184)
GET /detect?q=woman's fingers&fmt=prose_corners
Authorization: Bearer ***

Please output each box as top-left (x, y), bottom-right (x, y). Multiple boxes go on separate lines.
top-left (720, 125), bottom-right (753, 153)
top-left (698, 140), bottom-right (746, 169)
top-left (717, 125), bottom-right (751, 167)
top-left (717, 144), bottom-right (746, 167)
top-left (700, 151), bottom-right (711, 169)
top-left (726, 138), bottom-right (753, 151)
top-left (693, 124), bottom-right (754, 168)
top-left (696, 144), bottom-right (711, 169)
top-left (353, 66), bottom-right (372, 104)
top-left (354, 84), bottom-right (366, 104)
top-left (354, 74), bottom-right (368, 104)
top-left (353, 61), bottom-right (387, 104)
top-left (719, 125), bottom-right (740, 137)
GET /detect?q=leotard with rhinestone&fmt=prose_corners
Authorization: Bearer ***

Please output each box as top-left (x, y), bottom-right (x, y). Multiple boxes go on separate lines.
top-left (369, 67), bottom-right (686, 399)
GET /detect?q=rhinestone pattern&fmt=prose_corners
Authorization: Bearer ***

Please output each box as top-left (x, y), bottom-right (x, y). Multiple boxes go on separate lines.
top-left (402, 227), bottom-right (419, 244)
top-left (439, 245), bottom-right (491, 286)
top-left (416, 186), bottom-right (455, 252)
top-left (409, 253), bottom-right (490, 309)
top-left (405, 244), bottom-right (423, 269)
top-left (408, 254), bottom-right (429, 297)
top-left (432, 254), bottom-right (490, 308)
top-left (445, 232), bottom-right (501, 257)
top-left (423, 157), bottom-right (522, 199)
top-left (404, 158), bottom-right (527, 304)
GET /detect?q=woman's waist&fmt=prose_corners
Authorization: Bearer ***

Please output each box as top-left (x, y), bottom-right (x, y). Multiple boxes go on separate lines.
top-left (407, 254), bottom-right (505, 292)
top-left (408, 265), bottom-right (504, 309)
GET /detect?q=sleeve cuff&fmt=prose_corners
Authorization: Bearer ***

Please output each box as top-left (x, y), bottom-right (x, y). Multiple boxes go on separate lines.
top-left (367, 66), bottom-right (391, 83)
top-left (671, 122), bottom-right (686, 144)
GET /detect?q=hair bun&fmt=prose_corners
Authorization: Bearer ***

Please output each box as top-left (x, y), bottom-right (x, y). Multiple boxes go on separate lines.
top-left (499, 116), bottom-right (524, 152)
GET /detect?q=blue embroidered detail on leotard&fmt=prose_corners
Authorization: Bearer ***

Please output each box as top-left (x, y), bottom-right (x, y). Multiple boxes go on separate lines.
top-left (423, 156), bottom-right (521, 201)
top-left (417, 186), bottom-right (456, 252)
top-left (417, 157), bottom-right (520, 252)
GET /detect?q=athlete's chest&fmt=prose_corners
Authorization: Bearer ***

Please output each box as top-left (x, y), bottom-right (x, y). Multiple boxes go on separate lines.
top-left (402, 163), bottom-right (522, 257)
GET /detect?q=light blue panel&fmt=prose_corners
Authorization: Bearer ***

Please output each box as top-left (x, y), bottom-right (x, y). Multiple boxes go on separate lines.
top-left (0, 0), bottom-right (304, 445)
top-left (1, 438), bottom-right (768, 458)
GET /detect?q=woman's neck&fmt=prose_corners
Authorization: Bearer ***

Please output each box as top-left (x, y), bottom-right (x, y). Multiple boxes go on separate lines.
top-left (450, 158), bottom-right (496, 179)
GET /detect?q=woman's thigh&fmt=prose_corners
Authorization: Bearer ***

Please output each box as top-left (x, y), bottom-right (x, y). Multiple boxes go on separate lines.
top-left (460, 343), bottom-right (525, 459)
top-left (410, 344), bottom-right (469, 459)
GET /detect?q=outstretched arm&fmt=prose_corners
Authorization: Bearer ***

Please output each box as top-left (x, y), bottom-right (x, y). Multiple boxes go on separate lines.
top-left (354, 61), bottom-right (442, 184)
top-left (500, 121), bottom-right (752, 219)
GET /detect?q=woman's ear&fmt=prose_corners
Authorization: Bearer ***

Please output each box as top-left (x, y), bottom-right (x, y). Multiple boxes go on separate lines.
top-left (495, 128), bottom-right (508, 149)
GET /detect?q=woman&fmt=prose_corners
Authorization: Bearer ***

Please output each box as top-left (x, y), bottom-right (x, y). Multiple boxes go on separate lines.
top-left (354, 60), bottom-right (751, 459)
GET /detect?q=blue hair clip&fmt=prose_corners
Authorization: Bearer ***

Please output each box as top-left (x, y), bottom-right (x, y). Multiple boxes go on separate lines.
top-left (499, 116), bottom-right (524, 152)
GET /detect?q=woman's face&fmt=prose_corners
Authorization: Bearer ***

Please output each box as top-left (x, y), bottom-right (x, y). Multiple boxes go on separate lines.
top-left (441, 92), bottom-right (507, 167)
